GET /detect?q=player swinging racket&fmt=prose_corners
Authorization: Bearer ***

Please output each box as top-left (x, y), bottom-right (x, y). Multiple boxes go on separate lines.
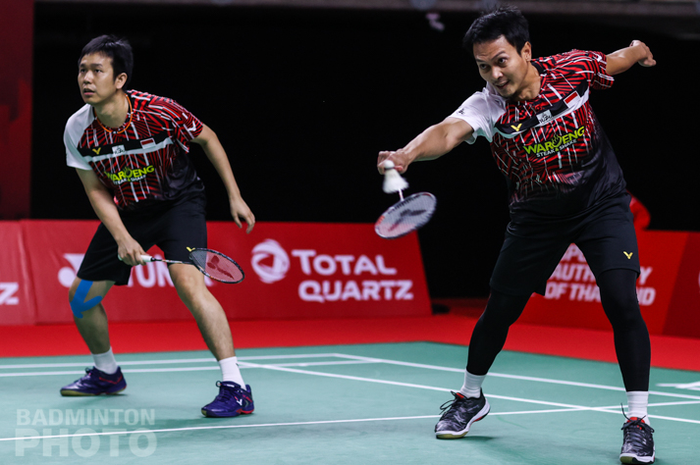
top-left (377, 7), bottom-right (656, 464)
top-left (62, 35), bottom-right (255, 418)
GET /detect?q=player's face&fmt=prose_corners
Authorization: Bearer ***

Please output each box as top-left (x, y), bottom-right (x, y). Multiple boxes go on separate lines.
top-left (77, 53), bottom-right (126, 106)
top-left (473, 36), bottom-right (534, 100)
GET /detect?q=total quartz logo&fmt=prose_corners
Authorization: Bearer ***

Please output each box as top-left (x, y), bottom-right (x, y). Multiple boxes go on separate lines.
top-left (250, 239), bottom-right (414, 303)
top-left (251, 240), bottom-right (290, 283)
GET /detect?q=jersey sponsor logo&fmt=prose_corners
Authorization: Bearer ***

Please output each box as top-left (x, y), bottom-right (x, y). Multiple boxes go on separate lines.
top-left (103, 165), bottom-right (155, 185)
top-left (510, 123), bottom-right (522, 132)
top-left (523, 126), bottom-right (586, 158)
top-left (112, 145), bottom-right (126, 155)
top-left (536, 110), bottom-right (554, 125)
top-left (92, 148), bottom-right (101, 155)
top-left (623, 251), bottom-right (634, 259)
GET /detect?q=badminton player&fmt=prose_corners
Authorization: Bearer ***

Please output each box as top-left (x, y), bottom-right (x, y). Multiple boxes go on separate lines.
top-left (61, 35), bottom-right (255, 418)
top-left (377, 7), bottom-right (656, 464)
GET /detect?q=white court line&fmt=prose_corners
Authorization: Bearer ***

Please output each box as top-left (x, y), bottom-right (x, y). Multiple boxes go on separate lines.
top-left (0, 353), bottom-right (342, 370)
top-left (0, 360), bottom-right (379, 378)
top-left (4, 403), bottom-right (700, 445)
top-left (332, 353), bottom-right (700, 401)
top-left (4, 352), bottom-right (700, 402)
top-left (3, 415), bottom-right (440, 443)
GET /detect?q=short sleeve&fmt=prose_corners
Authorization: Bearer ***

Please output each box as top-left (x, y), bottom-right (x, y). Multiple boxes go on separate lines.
top-left (64, 109), bottom-right (92, 171)
top-left (449, 87), bottom-right (506, 143)
top-left (584, 50), bottom-right (613, 90)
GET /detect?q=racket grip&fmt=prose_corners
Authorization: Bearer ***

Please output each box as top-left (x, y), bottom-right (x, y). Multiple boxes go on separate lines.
top-left (141, 255), bottom-right (155, 262)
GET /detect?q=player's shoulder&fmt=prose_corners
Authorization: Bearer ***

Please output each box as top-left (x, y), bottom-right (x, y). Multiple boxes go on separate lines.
top-left (129, 89), bottom-right (170, 109)
top-left (64, 104), bottom-right (94, 140)
top-left (129, 89), bottom-right (187, 119)
top-left (469, 84), bottom-right (507, 107)
top-left (535, 49), bottom-right (605, 72)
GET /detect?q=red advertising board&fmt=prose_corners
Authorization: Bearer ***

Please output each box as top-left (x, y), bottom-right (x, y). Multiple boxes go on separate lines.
top-left (3, 221), bottom-right (699, 336)
top-left (664, 233), bottom-right (700, 338)
top-left (0, 222), bottom-right (35, 324)
top-left (522, 231), bottom-right (690, 334)
top-left (17, 220), bottom-right (431, 324)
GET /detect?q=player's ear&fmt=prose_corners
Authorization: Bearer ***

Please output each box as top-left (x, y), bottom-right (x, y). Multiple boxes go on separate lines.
top-left (521, 42), bottom-right (532, 61)
top-left (115, 72), bottom-right (128, 90)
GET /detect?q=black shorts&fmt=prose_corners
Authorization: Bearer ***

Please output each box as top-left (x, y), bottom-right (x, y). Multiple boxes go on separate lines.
top-left (77, 194), bottom-right (208, 286)
top-left (490, 193), bottom-right (640, 296)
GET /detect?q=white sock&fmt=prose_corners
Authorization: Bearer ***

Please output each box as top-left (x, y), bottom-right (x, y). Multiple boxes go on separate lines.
top-left (459, 371), bottom-right (486, 398)
top-left (626, 391), bottom-right (650, 425)
top-left (219, 356), bottom-right (245, 387)
top-left (92, 348), bottom-right (118, 375)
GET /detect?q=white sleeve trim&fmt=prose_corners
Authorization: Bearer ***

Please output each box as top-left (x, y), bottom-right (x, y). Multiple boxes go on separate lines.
top-left (64, 105), bottom-right (94, 171)
top-left (449, 85), bottom-right (506, 144)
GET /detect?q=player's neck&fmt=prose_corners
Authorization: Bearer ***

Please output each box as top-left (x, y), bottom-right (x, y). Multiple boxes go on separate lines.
top-left (93, 91), bottom-right (129, 129)
top-left (512, 63), bottom-right (541, 102)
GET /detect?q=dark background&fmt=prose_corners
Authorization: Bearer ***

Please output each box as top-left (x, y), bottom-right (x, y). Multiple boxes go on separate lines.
top-left (31, 4), bottom-right (698, 298)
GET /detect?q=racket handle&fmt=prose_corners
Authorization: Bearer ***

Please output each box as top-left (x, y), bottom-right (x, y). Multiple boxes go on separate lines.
top-left (141, 255), bottom-right (155, 262)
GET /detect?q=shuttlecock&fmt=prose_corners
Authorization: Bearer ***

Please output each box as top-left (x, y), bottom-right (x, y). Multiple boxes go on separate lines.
top-left (382, 160), bottom-right (408, 194)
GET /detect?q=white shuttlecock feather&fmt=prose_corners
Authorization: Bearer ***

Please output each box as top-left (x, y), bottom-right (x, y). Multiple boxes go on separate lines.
top-left (382, 160), bottom-right (408, 194)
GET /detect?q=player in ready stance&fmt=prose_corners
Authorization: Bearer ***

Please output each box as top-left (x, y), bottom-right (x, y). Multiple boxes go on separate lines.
top-left (61, 35), bottom-right (255, 418)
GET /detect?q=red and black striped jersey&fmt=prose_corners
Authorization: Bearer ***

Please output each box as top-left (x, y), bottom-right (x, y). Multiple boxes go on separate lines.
top-left (451, 50), bottom-right (627, 221)
top-left (65, 90), bottom-right (205, 211)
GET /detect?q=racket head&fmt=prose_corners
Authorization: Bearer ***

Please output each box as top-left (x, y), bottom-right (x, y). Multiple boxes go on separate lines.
top-left (375, 192), bottom-right (437, 239)
top-left (188, 248), bottom-right (245, 284)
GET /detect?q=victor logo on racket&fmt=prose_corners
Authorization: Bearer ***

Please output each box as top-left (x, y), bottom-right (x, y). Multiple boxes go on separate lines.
top-left (375, 160), bottom-right (437, 239)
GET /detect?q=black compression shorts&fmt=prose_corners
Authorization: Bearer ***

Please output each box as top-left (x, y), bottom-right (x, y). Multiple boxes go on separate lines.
top-left (77, 193), bottom-right (208, 286)
top-left (490, 192), bottom-right (640, 296)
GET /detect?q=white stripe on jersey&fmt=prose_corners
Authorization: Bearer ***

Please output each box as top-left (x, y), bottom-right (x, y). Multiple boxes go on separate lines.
top-left (82, 137), bottom-right (174, 163)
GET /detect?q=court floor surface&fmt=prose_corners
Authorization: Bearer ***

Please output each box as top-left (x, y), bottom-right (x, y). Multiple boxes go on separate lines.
top-left (1, 342), bottom-right (699, 464)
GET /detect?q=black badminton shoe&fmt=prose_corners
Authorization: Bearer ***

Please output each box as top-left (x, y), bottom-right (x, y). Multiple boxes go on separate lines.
top-left (60, 367), bottom-right (126, 396)
top-left (620, 414), bottom-right (655, 464)
top-left (434, 390), bottom-right (490, 439)
top-left (201, 381), bottom-right (254, 418)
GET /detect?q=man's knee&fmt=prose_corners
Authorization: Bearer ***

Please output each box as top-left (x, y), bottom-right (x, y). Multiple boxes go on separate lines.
top-left (481, 290), bottom-right (530, 326)
top-left (171, 266), bottom-right (207, 301)
top-left (68, 279), bottom-right (104, 319)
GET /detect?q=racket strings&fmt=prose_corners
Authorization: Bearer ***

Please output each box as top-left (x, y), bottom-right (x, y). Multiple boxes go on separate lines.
top-left (189, 250), bottom-right (244, 283)
top-left (375, 193), bottom-right (436, 239)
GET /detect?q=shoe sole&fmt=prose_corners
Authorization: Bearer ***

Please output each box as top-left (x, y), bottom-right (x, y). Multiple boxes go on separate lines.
top-left (60, 387), bottom-right (126, 397)
top-left (435, 399), bottom-right (490, 439)
top-left (201, 408), bottom-right (254, 418)
top-left (620, 453), bottom-right (655, 464)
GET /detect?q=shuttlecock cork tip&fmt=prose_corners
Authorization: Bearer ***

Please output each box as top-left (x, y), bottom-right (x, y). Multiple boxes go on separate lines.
top-left (383, 160), bottom-right (395, 170)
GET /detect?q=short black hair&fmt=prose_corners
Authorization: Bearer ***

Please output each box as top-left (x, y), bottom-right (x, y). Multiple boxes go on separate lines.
top-left (79, 35), bottom-right (133, 88)
top-left (463, 5), bottom-right (530, 56)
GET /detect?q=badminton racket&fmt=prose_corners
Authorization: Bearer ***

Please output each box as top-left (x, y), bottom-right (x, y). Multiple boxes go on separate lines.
top-left (121, 248), bottom-right (245, 284)
top-left (375, 160), bottom-right (437, 239)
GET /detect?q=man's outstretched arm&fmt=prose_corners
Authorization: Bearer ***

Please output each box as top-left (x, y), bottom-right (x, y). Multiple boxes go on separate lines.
top-left (606, 40), bottom-right (656, 76)
top-left (377, 117), bottom-right (474, 174)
